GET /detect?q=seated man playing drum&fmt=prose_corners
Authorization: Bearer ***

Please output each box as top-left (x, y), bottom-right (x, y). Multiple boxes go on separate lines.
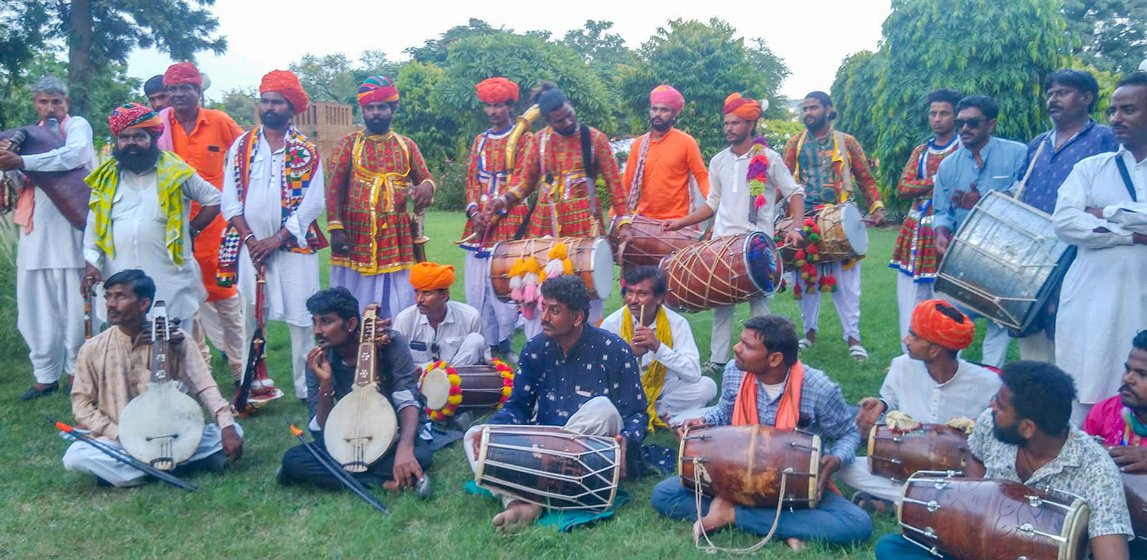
top-left (465, 275), bottom-right (648, 531)
top-left (278, 287), bottom-right (431, 492)
top-left (651, 316), bottom-right (872, 551)
top-left (840, 299), bottom-right (1000, 512)
top-left (876, 361), bottom-right (1133, 559)
top-left (1084, 330), bottom-right (1147, 472)
top-left (63, 269), bottom-right (243, 487)
top-left (599, 265), bottom-right (715, 429)
top-left (392, 261), bottom-right (489, 367)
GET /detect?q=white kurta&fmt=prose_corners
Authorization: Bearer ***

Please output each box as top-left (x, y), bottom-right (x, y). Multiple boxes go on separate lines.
top-left (706, 145), bottom-right (803, 237)
top-left (1053, 148), bottom-right (1147, 404)
top-left (82, 166), bottom-right (221, 323)
top-left (221, 131), bottom-right (325, 327)
top-left (392, 300), bottom-right (488, 366)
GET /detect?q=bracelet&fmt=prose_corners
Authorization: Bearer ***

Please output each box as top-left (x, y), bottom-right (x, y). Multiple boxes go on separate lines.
top-left (276, 229), bottom-right (292, 242)
top-left (870, 201), bottom-right (885, 212)
top-left (319, 386), bottom-right (336, 399)
top-left (241, 233), bottom-right (255, 245)
top-left (327, 220), bottom-right (344, 231)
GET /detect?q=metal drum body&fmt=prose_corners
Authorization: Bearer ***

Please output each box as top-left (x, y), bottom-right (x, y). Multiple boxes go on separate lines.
top-left (118, 382), bottom-right (205, 471)
top-left (867, 423), bottom-right (969, 481)
top-left (608, 214), bottom-right (704, 269)
top-left (935, 191), bottom-right (1072, 334)
top-left (487, 237), bottom-right (613, 302)
top-left (678, 425), bottom-right (821, 509)
top-left (475, 425), bottom-right (620, 512)
top-left (898, 473), bottom-right (1089, 560)
top-left (660, 232), bottom-right (783, 312)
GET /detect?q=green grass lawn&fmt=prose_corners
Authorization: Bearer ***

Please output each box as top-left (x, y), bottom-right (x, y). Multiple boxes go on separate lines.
top-left (0, 212), bottom-right (1013, 558)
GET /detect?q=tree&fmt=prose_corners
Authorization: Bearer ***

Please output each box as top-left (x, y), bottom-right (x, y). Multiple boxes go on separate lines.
top-left (830, 51), bottom-right (884, 154)
top-left (1064, 0), bottom-right (1147, 73)
top-left (288, 50), bottom-right (403, 117)
top-left (208, 87), bottom-right (257, 128)
top-left (405, 19), bottom-right (503, 66)
top-left (0, 1), bottom-right (51, 128)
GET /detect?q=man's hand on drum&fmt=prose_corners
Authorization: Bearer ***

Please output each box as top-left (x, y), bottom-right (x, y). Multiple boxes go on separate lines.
top-left (781, 227), bottom-right (804, 249)
top-left (1108, 445), bottom-right (1147, 474)
top-left (662, 218), bottom-right (686, 232)
top-left (817, 454), bottom-right (842, 497)
top-left (855, 397), bottom-right (884, 434)
top-left (673, 417), bottom-right (705, 441)
top-left (935, 228), bottom-right (953, 256)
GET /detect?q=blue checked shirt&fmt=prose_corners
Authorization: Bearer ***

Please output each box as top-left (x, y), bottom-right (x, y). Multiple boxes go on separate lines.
top-left (703, 362), bottom-right (860, 464)
top-left (1016, 121), bottom-right (1118, 214)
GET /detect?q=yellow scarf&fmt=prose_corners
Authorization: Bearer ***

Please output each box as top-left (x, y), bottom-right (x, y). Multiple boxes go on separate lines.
top-left (85, 151), bottom-right (195, 265)
top-left (620, 305), bottom-right (673, 431)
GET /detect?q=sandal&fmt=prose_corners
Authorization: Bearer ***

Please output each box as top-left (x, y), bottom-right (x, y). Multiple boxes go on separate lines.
top-left (848, 344), bottom-right (868, 362)
top-left (798, 338), bottom-right (813, 351)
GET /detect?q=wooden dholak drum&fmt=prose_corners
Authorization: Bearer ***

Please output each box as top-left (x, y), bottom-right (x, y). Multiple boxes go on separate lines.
top-left (898, 473), bottom-right (1090, 560)
top-left (660, 232), bottom-right (783, 313)
top-left (487, 237), bottom-right (613, 302)
top-left (1124, 473), bottom-right (1147, 545)
top-left (475, 425), bottom-right (620, 512)
top-left (418, 361), bottom-right (513, 421)
top-left (867, 424), bottom-right (969, 482)
top-left (678, 425), bottom-right (821, 509)
top-left (776, 203), bottom-right (868, 267)
top-left (608, 214), bottom-right (704, 270)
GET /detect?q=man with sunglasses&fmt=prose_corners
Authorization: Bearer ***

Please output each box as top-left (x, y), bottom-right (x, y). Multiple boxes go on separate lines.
top-left (932, 94), bottom-right (1028, 367)
top-left (392, 261), bottom-right (488, 367)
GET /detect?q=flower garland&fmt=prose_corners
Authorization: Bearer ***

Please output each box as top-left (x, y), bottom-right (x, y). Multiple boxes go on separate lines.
top-left (774, 208), bottom-right (838, 299)
top-left (420, 358), bottom-right (516, 422)
top-left (746, 137), bottom-right (770, 213)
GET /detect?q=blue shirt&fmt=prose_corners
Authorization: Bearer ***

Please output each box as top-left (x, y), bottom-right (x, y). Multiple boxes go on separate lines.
top-left (703, 361), bottom-right (860, 464)
top-left (1016, 120), bottom-right (1118, 214)
top-left (931, 136), bottom-right (1029, 232)
top-left (491, 325), bottom-right (648, 473)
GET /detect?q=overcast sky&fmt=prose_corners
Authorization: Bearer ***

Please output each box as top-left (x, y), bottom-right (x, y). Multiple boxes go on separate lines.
top-left (128, 0), bottom-right (891, 101)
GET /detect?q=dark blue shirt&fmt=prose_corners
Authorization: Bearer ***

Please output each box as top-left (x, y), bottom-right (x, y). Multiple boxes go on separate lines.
top-left (1017, 120), bottom-right (1118, 214)
top-left (490, 325), bottom-right (648, 472)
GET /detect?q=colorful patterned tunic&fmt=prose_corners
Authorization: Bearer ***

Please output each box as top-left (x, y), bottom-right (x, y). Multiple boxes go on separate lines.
top-left (889, 137), bottom-right (960, 281)
top-left (461, 126), bottom-right (536, 251)
top-left (782, 129), bottom-right (882, 213)
top-left (325, 131), bottom-right (433, 275)
top-left (505, 126), bottom-right (626, 238)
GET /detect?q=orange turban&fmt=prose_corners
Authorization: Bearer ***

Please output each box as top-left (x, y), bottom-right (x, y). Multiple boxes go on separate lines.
top-left (108, 103), bottom-right (163, 136)
top-left (163, 62), bottom-right (203, 88)
top-left (650, 85), bottom-right (684, 112)
top-left (409, 262), bottom-right (455, 291)
top-left (910, 299), bottom-right (975, 351)
top-left (476, 77), bottom-right (519, 104)
top-left (260, 70), bottom-right (309, 114)
top-left (723, 92), bottom-right (762, 121)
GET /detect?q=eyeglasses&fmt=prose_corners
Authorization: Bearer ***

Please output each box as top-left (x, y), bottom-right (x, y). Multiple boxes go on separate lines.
top-left (430, 342), bottom-right (440, 361)
top-left (955, 118), bottom-right (984, 130)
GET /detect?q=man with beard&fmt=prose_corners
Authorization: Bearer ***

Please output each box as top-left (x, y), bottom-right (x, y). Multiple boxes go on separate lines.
top-left (621, 85), bottom-right (709, 222)
top-left (326, 76), bottom-right (435, 318)
top-left (64, 269), bottom-right (243, 487)
top-left (143, 75), bottom-right (169, 112)
top-left (221, 70), bottom-right (326, 400)
top-left (461, 77), bottom-right (534, 359)
top-left (875, 361), bottom-right (1132, 559)
top-left (932, 95), bottom-right (1028, 367)
top-left (0, 76), bottom-right (95, 400)
top-left (782, 91), bottom-right (885, 361)
top-left (666, 93), bottom-right (804, 372)
top-left (157, 62), bottom-right (248, 385)
top-left (1009, 70), bottom-right (1119, 363)
top-left (1084, 330), bottom-right (1147, 472)
top-left (890, 89), bottom-right (962, 344)
top-left (81, 103), bottom-right (221, 332)
top-left (278, 287), bottom-right (430, 493)
top-left (1054, 72), bottom-right (1147, 423)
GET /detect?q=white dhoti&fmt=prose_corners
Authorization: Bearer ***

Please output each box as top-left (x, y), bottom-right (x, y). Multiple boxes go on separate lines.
top-left (836, 457), bottom-right (903, 503)
top-left (331, 266), bottom-right (414, 319)
top-left (194, 292), bottom-right (247, 381)
top-left (895, 273), bottom-right (934, 349)
top-left (657, 375), bottom-right (718, 420)
top-left (710, 296), bottom-right (770, 365)
top-left (17, 266), bottom-right (85, 384)
top-left (62, 423), bottom-right (242, 487)
top-left (465, 252), bottom-right (518, 346)
top-left (797, 260), bottom-right (862, 341)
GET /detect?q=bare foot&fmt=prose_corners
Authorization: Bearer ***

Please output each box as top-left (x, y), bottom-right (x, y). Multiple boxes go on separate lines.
top-left (805, 330), bottom-right (817, 344)
top-left (692, 495), bottom-right (736, 540)
top-left (492, 500), bottom-right (542, 532)
top-left (785, 537), bottom-right (807, 551)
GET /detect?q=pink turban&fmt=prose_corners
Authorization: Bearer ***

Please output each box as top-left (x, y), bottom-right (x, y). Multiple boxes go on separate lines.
top-left (650, 85), bottom-right (684, 113)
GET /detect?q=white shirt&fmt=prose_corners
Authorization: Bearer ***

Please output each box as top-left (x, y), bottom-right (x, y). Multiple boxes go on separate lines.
top-left (705, 145), bottom-right (803, 237)
top-left (82, 165), bottom-right (221, 321)
top-left (392, 300), bottom-right (484, 364)
top-left (879, 355), bottom-right (1000, 423)
top-left (13, 115), bottom-right (96, 270)
top-left (599, 305), bottom-right (702, 383)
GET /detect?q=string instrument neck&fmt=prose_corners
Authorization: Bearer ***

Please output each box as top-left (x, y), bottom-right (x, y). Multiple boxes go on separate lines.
top-left (149, 301), bottom-right (172, 384)
top-left (354, 308), bottom-right (379, 387)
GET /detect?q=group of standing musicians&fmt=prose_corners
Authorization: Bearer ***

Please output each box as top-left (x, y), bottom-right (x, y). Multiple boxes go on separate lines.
top-left (3, 60), bottom-right (1147, 556)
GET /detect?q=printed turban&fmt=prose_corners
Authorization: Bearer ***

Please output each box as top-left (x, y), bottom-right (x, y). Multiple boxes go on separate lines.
top-left (910, 299), bottom-right (975, 351)
top-left (723, 93), bottom-right (762, 121)
top-left (108, 102), bottom-right (163, 137)
top-left (650, 85), bottom-right (684, 113)
top-left (409, 262), bottom-right (455, 291)
top-left (260, 70), bottom-right (309, 114)
top-left (358, 75), bottom-right (399, 107)
top-left (476, 77), bottom-right (519, 104)
top-left (163, 62), bottom-right (203, 88)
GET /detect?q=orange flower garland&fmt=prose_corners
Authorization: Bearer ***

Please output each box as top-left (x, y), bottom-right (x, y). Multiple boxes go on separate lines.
top-left (420, 358), bottom-right (515, 422)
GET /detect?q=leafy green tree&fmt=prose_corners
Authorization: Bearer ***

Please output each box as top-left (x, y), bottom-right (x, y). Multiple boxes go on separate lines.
top-left (394, 61), bottom-right (458, 163)
top-left (1064, 0), bottom-right (1147, 73)
top-left (0, 1), bottom-right (51, 128)
top-left (406, 19), bottom-right (503, 66)
top-left (207, 87), bottom-right (257, 128)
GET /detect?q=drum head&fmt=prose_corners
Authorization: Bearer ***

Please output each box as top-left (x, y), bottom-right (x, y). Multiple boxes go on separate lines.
top-left (590, 238), bottom-right (614, 300)
top-left (840, 203), bottom-right (869, 256)
top-left (743, 232), bottom-right (783, 296)
top-left (420, 368), bottom-right (449, 410)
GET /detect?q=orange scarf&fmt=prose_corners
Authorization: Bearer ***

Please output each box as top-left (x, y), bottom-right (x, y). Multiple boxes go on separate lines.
top-left (731, 361), bottom-right (805, 429)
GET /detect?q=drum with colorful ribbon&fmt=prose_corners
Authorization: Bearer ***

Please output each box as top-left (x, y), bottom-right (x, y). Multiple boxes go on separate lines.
top-left (419, 359), bottom-right (514, 422)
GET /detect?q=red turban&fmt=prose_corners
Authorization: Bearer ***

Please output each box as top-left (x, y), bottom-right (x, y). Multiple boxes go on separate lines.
top-left (409, 262), bottom-right (455, 291)
top-left (476, 77), bottom-right (520, 104)
top-left (163, 62), bottom-right (203, 88)
top-left (260, 70), bottom-right (309, 114)
top-left (650, 85), bottom-right (684, 113)
top-left (358, 75), bottom-right (399, 107)
top-left (910, 299), bottom-right (975, 351)
top-left (108, 103), bottom-right (163, 137)
top-left (723, 93), bottom-right (762, 121)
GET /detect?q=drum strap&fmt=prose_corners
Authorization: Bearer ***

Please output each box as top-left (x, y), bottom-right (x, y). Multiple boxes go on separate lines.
top-left (1115, 156), bottom-right (1139, 202)
top-left (692, 458), bottom-right (790, 554)
top-left (580, 124), bottom-right (602, 236)
top-left (1013, 139), bottom-right (1046, 201)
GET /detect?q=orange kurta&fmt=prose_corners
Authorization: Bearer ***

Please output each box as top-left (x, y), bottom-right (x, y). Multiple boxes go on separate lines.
top-left (622, 128), bottom-right (710, 220)
top-left (169, 107), bottom-right (245, 301)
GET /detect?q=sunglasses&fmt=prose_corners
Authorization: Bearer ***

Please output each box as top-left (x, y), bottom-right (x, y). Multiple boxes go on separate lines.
top-left (955, 118), bottom-right (986, 130)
